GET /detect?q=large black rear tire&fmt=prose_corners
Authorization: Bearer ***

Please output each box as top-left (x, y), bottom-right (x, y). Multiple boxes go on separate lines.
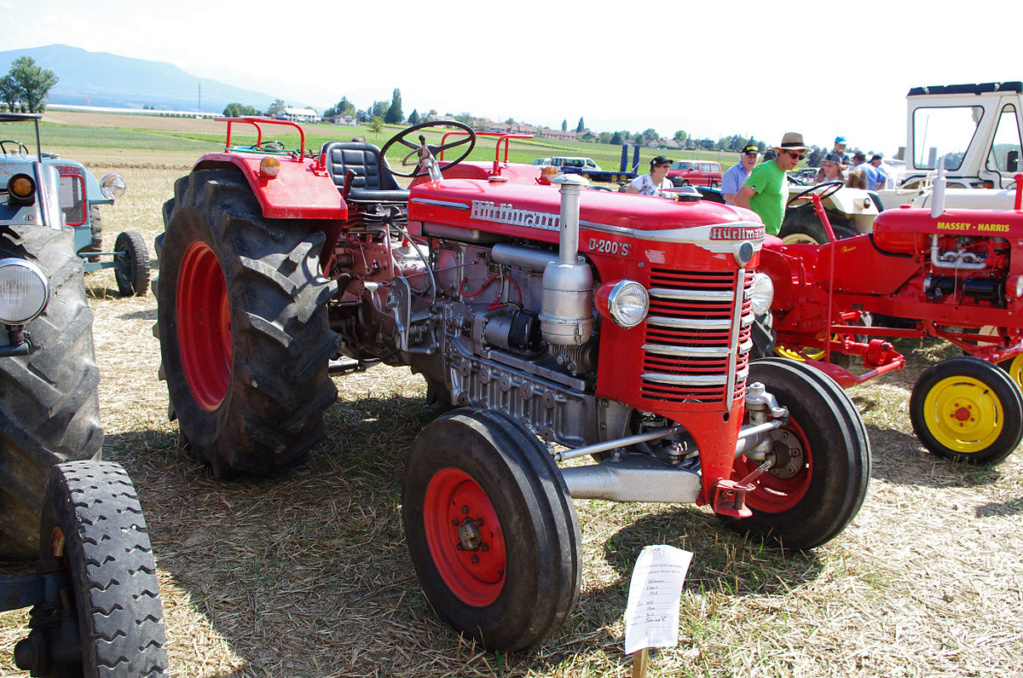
top-left (156, 168), bottom-right (338, 476)
top-left (0, 225), bottom-right (102, 559)
top-left (15, 461), bottom-right (168, 677)
top-left (725, 359), bottom-right (870, 549)
top-left (402, 409), bottom-right (582, 651)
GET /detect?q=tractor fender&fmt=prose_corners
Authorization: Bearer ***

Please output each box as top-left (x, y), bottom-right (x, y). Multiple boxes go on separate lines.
top-left (193, 153), bottom-right (348, 221)
top-left (758, 244), bottom-right (801, 312)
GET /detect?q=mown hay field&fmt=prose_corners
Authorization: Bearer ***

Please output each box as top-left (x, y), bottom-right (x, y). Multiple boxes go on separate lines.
top-left (0, 120), bottom-right (1021, 677)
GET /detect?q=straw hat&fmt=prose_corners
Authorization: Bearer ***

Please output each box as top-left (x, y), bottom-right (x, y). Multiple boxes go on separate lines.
top-left (771, 132), bottom-right (811, 153)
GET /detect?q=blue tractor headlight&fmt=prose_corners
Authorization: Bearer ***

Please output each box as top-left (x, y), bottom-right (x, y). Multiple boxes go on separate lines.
top-left (100, 173), bottom-right (127, 200)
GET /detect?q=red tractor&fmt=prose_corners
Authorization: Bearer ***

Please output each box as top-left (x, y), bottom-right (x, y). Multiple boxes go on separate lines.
top-left (153, 119), bottom-right (870, 651)
top-left (760, 177), bottom-right (1023, 465)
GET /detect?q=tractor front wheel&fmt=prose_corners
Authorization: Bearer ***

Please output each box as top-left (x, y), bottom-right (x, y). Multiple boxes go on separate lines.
top-left (910, 356), bottom-right (1023, 465)
top-left (15, 462), bottom-right (168, 677)
top-left (113, 230), bottom-right (150, 297)
top-left (156, 168), bottom-right (339, 476)
top-left (0, 225), bottom-right (102, 559)
top-left (725, 359), bottom-right (870, 549)
top-left (998, 353), bottom-right (1023, 392)
top-left (402, 409), bottom-right (582, 651)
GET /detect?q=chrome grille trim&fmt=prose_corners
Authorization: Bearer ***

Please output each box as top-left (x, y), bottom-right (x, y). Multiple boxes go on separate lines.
top-left (642, 343), bottom-right (731, 358)
top-left (726, 268), bottom-right (745, 408)
top-left (646, 316), bottom-right (732, 330)
top-left (648, 287), bottom-right (734, 301)
top-left (642, 372), bottom-right (728, 386)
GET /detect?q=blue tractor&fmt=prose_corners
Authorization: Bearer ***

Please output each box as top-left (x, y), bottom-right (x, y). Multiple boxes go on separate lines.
top-left (0, 112), bottom-right (167, 675)
top-left (0, 113), bottom-right (149, 296)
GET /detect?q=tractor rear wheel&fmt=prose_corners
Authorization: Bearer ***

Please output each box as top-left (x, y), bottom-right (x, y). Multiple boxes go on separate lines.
top-left (402, 409), bottom-right (582, 651)
top-left (910, 356), bottom-right (1023, 465)
top-left (113, 230), bottom-right (150, 297)
top-left (779, 205), bottom-right (855, 244)
top-left (0, 225), bottom-right (102, 559)
top-left (725, 359), bottom-right (870, 549)
top-left (15, 462), bottom-right (168, 677)
top-left (156, 168), bottom-right (339, 476)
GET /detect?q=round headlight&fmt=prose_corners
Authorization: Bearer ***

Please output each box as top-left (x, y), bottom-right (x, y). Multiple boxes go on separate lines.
top-left (608, 280), bottom-right (649, 328)
top-left (0, 259), bottom-right (50, 324)
top-left (100, 173), bottom-right (127, 200)
top-left (8, 174), bottom-right (36, 202)
top-left (749, 273), bottom-right (774, 316)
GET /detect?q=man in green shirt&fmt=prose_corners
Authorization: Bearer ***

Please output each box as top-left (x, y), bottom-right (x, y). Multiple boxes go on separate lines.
top-left (733, 132), bottom-right (810, 235)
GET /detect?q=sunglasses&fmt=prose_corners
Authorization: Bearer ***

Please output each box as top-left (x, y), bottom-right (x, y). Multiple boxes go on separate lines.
top-left (785, 150), bottom-right (805, 160)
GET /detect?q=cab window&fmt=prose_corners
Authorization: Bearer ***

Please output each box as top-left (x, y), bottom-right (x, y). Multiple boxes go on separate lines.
top-left (986, 104), bottom-right (1023, 173)
top-left (912, 105), bottom-right (983, 171)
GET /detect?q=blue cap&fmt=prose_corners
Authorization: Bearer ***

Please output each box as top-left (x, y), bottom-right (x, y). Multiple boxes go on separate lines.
top-left (835, 136), bottom-right (847, 144)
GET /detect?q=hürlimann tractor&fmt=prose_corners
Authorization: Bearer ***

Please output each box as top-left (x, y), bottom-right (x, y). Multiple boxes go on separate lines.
top-left (154, 119), bottom-right (870, 651)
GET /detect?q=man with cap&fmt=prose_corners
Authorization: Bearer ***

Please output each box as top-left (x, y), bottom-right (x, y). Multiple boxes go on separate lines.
top-left (627, 155), bottom-right (673, 195)
top-left (832, 136), bottom-right (851, 165)
top-left (734, 132), bottom-right (810, 235)
top-left (815, 152), bottom-right (846, 184)
top-left (721, 144), bottom-right (759, 205)
top-left (852, 151), bottom-right (881, 191)
top-left (869, 154), bottom-right (889, 190)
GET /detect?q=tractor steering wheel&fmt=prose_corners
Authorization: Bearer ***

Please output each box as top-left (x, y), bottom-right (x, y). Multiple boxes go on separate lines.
top-left (786, 180), bottom-right (844, 208)
top-left (379, 121), bottom-right (476, 178)
top-left (0, 139), bottom-right (29, 155)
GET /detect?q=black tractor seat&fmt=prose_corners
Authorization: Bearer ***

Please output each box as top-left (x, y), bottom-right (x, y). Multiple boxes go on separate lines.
top-left (320, 141), bottom-right (410, 203)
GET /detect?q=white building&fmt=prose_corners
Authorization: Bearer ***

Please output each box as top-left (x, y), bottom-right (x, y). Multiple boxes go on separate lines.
top-left (278, 107), bottom-right (319, 123)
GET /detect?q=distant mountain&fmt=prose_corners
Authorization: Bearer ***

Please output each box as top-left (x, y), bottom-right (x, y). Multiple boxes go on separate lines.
top-left (0, 44), bottom-right (296, 114)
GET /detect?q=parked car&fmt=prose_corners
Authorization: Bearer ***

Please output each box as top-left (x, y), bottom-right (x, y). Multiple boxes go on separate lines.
top-left (548, 157), bottom-right (602, 172)
top-left (666, 160), bottom-right (722, 188)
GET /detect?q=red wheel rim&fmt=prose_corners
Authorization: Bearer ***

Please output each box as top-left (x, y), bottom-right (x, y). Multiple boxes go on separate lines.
top-left (423, 468), bottom-right (506, 606)
top-left (177, 242), bottom-right (232, 410)
top-left (733, 419), bottom-right (813, 513)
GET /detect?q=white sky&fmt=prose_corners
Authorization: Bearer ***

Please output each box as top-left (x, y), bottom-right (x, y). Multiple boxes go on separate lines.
top-left (5, 0), bottom-right (1019, 157)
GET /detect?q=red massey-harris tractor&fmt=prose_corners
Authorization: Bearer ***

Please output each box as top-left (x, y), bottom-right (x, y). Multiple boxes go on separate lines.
top-left (153, 119), bottom-right (870, 651)
top-left (759, 178), bottom-right (1023, 465)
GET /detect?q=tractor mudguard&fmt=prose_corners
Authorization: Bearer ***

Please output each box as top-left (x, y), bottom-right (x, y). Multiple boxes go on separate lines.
top-left (193, 153), bottom-right (348, 221)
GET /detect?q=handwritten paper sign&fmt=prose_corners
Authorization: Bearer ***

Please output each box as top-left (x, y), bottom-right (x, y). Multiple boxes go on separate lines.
top-left (624, 545), bottom-right (693, 656)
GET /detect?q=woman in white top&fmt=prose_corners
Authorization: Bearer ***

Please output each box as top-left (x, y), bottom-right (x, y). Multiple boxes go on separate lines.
top-left (628, 156), bottom-right (673, 195)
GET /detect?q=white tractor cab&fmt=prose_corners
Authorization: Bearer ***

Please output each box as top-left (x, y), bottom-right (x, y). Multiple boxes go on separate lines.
top-left (879, 82), bottom-right (1023, 210)
top-left (781, 82), bottom-right (1023, 244)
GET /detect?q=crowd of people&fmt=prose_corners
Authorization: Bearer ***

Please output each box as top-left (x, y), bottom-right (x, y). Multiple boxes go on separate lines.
top-left (626, 133), bottom-right (891, 236)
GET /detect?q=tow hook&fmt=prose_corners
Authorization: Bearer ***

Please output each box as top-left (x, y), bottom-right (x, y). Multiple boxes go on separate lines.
top-left (711, 460), bottom-right (771, 518)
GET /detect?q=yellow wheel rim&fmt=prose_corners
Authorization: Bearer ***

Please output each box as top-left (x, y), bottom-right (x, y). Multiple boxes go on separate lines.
top-left (774, 345), bottom-right (825, 362)
top-left (1003, 354), bottom-right (1023, 391)
top-left (922, 375), bottom-right (1005, 454)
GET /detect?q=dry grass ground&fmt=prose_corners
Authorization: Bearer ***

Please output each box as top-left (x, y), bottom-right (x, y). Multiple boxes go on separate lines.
top-left (1, 144), bottom-right (1021, 677)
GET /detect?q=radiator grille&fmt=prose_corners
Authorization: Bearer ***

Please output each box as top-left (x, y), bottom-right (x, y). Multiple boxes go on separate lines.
top-left (641, 268), bottom-right (753, 404)
top-left (59, 174), bottom-right (86, 227)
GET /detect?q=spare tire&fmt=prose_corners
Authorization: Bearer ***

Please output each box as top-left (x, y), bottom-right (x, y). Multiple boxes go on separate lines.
top-left (0, 224), bottom-right (103, 559)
